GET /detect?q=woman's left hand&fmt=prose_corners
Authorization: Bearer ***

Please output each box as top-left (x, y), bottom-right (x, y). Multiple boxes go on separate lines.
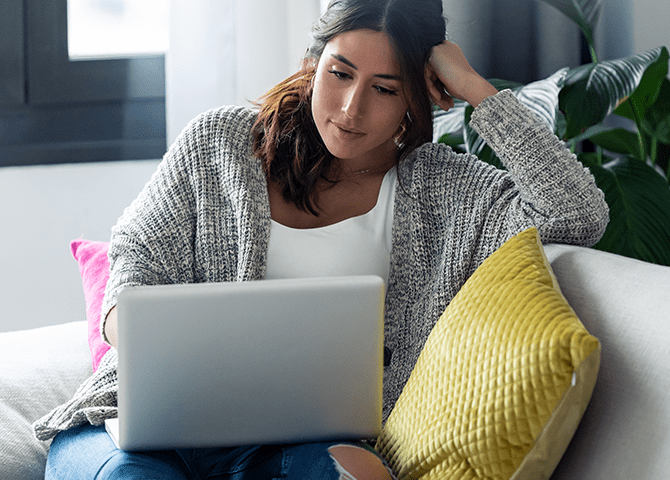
top-left (425, 41), bottom-right (498, 111)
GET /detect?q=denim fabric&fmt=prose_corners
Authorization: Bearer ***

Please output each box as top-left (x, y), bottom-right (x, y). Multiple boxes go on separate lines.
top-left (45, 424), bottom-right (378, 479)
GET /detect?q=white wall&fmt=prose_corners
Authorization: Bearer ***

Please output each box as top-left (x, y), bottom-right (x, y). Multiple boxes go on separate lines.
top-left (564, 0), bottom-right (668, 62)
top-left (165, 0), bottom-right (237, 145)
top-left (0, 160), bottom-right (160, 332)
top-left (166, 0), bottom-right (320, 146)
top-left (632, 0), bottom-right (670, 56)
top-left (595, 0), bottom-right (635, 60)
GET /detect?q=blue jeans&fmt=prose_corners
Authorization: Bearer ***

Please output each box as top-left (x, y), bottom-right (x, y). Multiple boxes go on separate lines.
top-left (45, 424), bottom-right (390, 479)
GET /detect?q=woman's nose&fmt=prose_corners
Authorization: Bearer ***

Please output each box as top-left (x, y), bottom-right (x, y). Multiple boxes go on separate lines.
top-left (342, 84), bottom-right (366, 119)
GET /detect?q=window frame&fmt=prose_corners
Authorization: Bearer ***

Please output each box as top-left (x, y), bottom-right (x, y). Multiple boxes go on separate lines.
top-left (0, 0), bottom-right (166, 168)
top-left (26, 0), bottom-right (165, 105)
top-left (0, 0), bottom-right (25, 107)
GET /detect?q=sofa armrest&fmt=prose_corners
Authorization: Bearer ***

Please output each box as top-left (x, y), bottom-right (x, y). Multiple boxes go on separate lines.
top-left (0, 321), bottom-right (92, 480)
top-left (544, 244), bottom-right (670, 479)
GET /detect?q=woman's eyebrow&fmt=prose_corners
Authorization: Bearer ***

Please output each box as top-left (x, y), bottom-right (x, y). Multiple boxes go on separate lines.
top-left (331, 54), bottom-right (401, 81)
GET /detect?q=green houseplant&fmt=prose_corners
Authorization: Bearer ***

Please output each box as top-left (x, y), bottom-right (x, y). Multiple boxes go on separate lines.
top-left (434, 0), bottom-right (670, 266)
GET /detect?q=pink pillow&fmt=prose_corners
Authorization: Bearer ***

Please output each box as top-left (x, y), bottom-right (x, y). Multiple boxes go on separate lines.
top-left (71, 239), bottom-right (111, 371)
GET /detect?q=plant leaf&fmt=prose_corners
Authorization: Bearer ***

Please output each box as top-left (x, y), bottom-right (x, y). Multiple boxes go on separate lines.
top-left (614, 46), bottom-right (670, 121)
top-left (589, 128), bottom-right (645, 160)
top-left (586, 155), bottom-right (670, 265)
top-left (513, 68), bottom-right (567, 133)
top-left (641, 77), bottom-right (670, 145)
top-left (565, 123), bottom-right (610, 147)
top-left (534, 0), bottom-right (602, 48)
top-left (432, 99), bottom-right (467, 143)
top-left (560, 46), bottom-right (669, 139)
top-left (437, 132), bottom-right (466, 153)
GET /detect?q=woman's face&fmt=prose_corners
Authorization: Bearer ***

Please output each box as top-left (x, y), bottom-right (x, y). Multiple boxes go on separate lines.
top-left (311, 29), bottom-right (409, 167)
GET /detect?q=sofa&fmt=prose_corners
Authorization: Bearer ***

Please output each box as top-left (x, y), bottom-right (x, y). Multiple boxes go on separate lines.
top-left (1, 242), bottom-right (669, 480)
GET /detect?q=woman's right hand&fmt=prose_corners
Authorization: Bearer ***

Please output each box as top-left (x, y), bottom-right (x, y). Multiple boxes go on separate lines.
top-left (104, 306), bottom-right (118, 349)
top-left (425, 41), bottom-right (498, 111)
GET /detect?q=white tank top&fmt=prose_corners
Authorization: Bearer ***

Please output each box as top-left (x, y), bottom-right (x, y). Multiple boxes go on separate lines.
top-left (265, 167), bottom-right (396, 284)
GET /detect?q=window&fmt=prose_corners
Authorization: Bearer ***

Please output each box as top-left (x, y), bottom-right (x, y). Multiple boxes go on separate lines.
top-left (67, 0), bottom-right (169, 60)
top-left (0, 0), bottom-right (167, 167)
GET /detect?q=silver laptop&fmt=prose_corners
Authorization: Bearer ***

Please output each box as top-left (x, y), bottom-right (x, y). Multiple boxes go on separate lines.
top-left (105, 275), bottom-right (385, 451)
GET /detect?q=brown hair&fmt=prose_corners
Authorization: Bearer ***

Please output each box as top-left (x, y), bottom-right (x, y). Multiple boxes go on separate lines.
top-left (252, 0), bottom-right (446, 215)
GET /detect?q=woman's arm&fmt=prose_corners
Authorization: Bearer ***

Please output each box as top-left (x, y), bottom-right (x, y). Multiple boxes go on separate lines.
top-left (423, 41), bottom-right (608, 249)
top-left (99, 115), bottom-right (203, 346)
top-left (468, 90), bottom-right (609, 247)
top-left (100, 106), bottom-right (262, 348)
top-left (425, 41), bottom-right (499, 110)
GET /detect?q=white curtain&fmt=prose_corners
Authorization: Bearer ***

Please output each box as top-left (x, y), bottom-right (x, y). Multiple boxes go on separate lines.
top-left (443, 0), bottom-right (581, 84)
top-left (166, 0), bottom-right (321, 145)
top-left (444, 0), bottom-right (635, 85)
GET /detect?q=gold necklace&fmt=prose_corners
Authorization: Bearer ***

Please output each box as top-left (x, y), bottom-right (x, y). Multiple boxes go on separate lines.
top-left (343, 159), bottom-right (396, 177)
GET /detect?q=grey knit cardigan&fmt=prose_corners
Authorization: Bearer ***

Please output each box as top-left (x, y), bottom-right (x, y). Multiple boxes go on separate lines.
top-left (34, 90), bottom-right (608, 441)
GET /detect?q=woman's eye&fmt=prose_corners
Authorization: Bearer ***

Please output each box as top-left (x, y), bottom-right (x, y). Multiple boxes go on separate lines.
top-left (328, 69), bottom-right (349, 80)
top-left (375, 86), bottom-right (397, 96)
top-left (327, 69), bottom-right (397, 96)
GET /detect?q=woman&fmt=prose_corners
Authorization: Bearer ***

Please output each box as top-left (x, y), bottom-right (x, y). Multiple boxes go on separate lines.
top-left (36, 0), bottom-right (609, 478)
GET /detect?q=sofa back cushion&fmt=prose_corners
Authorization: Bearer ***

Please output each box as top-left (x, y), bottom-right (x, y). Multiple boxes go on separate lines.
top-left (544, 244), bottom-right (670, 479)
top-left (0, 322), bottom-right (92, 480)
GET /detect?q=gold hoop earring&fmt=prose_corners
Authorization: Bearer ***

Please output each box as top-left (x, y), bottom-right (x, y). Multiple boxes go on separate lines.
top-left (394, 111), bottom-right (410, 141)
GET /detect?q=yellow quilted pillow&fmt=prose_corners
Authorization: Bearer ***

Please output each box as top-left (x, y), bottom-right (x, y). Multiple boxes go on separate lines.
top-left (376, 227), bottom-right (600, 480)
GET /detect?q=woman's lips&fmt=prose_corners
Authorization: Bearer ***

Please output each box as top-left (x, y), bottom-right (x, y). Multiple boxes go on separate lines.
top-left (332, 121), bottom-right (365, 136)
